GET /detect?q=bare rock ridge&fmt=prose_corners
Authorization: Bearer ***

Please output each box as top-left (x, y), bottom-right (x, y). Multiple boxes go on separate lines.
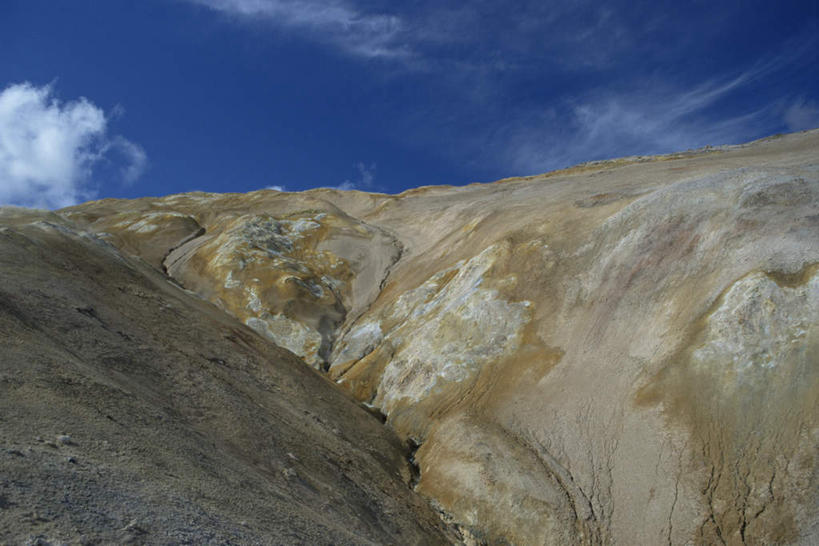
top-left (3, 129), bottom-right (817, 544)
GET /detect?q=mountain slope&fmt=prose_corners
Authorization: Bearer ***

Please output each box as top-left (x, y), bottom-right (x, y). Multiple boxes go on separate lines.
top-left (0, 209), bottom-right (456, 544)
top-left (7, 129), bottom-right (819, 544)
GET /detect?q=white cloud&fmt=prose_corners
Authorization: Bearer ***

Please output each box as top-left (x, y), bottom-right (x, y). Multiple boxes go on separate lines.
top-left (496, 71), bottom-right (781, 175)
top-left (0, 82), bottom-right (146, 209)
top-left (184, 1), bottom-right (638, 69)
top-left (180, 1), bottom-right (817, 182)
top-left (266, 184), bottom-right (285, 191)
top-left (334, 161), bottom-right (375, 190)
top-left (109, 136), bottom-right (148, 185)
top-left (354, 161), bottom-right (376, 187)
top-left (783, 98), bottom-right (819, 131)
top-left (189, 0), bottom-right (408, 59)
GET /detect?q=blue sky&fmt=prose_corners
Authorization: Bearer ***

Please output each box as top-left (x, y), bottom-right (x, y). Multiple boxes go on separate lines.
top-left (1, 0), bottom-right (817, 208)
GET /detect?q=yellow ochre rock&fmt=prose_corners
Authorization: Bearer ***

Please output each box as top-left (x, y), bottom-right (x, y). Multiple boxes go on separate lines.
top-left (62, 130), bottom-right (819, 545)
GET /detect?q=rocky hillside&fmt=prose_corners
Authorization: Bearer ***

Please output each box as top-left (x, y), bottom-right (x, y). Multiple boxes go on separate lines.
top-left (0, 209), bottom-right (456, 544)
top-left (3, 129), bottom-right (818, 544)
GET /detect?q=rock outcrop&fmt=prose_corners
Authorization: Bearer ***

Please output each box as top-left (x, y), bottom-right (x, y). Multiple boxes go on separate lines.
top-left (4, 129), bottom-right (818, 544)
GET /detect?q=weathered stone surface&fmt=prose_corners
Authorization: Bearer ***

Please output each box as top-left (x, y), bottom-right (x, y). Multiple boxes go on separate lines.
top-left (41, 129), bottom-right (819, 544)
top-left (331, 241), bottom-right (533, 438)
top-left (67, 197), bottom-right (402, 370)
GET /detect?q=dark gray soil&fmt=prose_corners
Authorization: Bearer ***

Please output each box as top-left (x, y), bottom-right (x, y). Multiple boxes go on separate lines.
top-left (0, 215), bottom-right (456, 545)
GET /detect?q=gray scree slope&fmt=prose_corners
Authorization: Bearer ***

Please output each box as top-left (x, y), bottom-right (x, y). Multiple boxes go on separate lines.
top-left (0, 211), bottom-right (456, 545)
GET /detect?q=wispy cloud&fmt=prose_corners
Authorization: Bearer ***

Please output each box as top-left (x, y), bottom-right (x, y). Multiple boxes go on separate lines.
top-left (184, 0), bottom-right (642, 68)
top-left (188, 0), bottom-right (408, 59)
top-left (181, 1), bottom-right (818, 182)
top-left (108, 136), bottom-right (148, 185)
top-left (783, 98), bottom-right (819, 131)
top-left (335, 161), bottom-right (375, 190)
top-left (310, 161), bottom-right (377, 191)
top-left (497, 73), bottom-right (778, 175)
top-left (0, 82), bottom-right (146, 209)
top-left (460, 42), bottom-right (816, 176)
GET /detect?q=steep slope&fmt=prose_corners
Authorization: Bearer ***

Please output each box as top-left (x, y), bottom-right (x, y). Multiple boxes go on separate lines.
top-left (61, 129), bottom-right (819, 544)
top-left (0, 209), bottom-right (456, 544)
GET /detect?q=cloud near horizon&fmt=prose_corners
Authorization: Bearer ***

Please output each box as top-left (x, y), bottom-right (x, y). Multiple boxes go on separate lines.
top-left (454, 39), bottom-right (818, 177)
top-left (0, 82), bottom-right (146, 209)
top-left (784, 98), bottom-right (819, 132)
top-left (498, 72), bottom-right (779, 175)
top-left (331, 161), bottom-right (376, 190)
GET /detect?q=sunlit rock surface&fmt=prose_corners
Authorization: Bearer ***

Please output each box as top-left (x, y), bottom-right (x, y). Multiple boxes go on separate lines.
top-left (66, 199), bottom-right (401, 369)
top-left (56, 129), bottom-right (819, 544)
top-left (331, 241), bottom-right (533, 437)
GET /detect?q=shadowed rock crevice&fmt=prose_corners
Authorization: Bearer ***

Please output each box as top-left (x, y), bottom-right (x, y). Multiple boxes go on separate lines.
top-left (161, 225), bottom-right (206, 275)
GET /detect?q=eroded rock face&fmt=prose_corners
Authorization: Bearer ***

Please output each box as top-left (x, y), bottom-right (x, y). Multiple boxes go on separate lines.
top-left (60, 130), bottom-right (819, 544)
top-left (62, 208), bottom-right (204, 269)
top-left (636, 266), bottom-right (819, 544)
top-left (331, 242), bottom-right (532, 434)
top-left (166, 212), bottom-right (351, 367)
top-left (68, 198), bottom-right (402, 370)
